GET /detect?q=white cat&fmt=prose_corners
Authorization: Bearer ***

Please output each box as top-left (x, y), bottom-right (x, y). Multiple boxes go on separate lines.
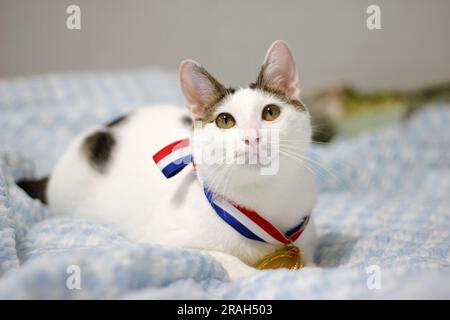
top-left (45, 41), bottom-right (318, 280)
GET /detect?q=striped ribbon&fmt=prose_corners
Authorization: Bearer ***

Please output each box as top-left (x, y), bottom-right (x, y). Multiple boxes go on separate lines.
top-left (152, 138), bottom-right (310, 245)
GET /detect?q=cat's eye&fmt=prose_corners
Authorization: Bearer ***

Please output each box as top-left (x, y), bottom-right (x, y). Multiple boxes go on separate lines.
top-left (215, 113), bottom-right (236, 129)
top-left (262, 104), bottom-right (281, 121)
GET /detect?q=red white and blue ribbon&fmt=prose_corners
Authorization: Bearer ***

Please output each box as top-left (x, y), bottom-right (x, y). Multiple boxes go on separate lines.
top-left (153, 138), bottom-right (310, 245)
top-left (203, 188), bottom-right (310, 245)
top-left (153, 138), bottom-right (192, 178)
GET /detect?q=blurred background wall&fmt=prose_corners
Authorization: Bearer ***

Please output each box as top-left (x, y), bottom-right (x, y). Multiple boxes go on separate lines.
top-left (0, 0), bottom-right (449, 91)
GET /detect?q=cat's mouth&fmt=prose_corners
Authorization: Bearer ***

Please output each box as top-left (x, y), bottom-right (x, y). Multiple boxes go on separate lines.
top-left (234, 147), bottom-right (273, 167)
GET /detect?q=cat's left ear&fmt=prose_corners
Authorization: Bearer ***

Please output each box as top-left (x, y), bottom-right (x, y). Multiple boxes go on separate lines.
top-left (256, 40), bottom-right (300, 100)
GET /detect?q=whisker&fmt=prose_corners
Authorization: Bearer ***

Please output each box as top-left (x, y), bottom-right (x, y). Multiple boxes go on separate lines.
top-left (279, 147), bottom-right (346, 185)
top-left (278, 150), bottom-right (316, 176)
top-left (279, 138), bottom-right (333, 146)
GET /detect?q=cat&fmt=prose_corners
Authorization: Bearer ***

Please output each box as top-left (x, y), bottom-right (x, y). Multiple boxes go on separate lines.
top-left (20, 41), bottom-right (318, 280)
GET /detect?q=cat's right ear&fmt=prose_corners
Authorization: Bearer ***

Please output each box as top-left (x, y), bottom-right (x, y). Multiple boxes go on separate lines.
top-left (179, 60), bottom-right (225, 119)
top-left (255, 41), bottom-right (300, 101)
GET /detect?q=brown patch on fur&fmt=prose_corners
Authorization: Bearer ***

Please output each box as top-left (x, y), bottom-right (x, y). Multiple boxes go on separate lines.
top-left (82, 131), bottom-right (116, 173)
top-left (192, 62), bottom-right (305, 124)
top-left (261, 85), bottom-right (306, 111)
top-left (250, 64), bottom-right (306, 112)
top-left (253, 63), bottom-right (267, 89)
top-left (17, 177), bottom-right (49, 204)
top-left (192, 64), bottom-right (236, 123)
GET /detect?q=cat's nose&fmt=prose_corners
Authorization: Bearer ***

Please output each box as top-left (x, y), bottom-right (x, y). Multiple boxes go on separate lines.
top-left (243, 136), bottom-right (261, 147)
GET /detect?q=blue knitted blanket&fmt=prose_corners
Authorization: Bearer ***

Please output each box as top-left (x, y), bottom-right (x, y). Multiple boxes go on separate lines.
top-left (0, 71), bottom-right (448, 299)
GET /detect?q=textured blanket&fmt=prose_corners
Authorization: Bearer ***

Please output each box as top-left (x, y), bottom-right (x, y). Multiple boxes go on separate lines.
top-left (0, 70), bottom-right (449, 299)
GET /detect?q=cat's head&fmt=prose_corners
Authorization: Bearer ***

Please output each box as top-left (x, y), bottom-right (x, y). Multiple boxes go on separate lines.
top-left (179, 40), bottom-right (312, 192)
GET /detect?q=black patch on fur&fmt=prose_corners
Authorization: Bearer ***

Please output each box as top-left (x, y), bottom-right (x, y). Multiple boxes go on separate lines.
top-left (17, 176), bottom-right (49, 204)
top-left (106, 114), bottom-right (128, 128)
top-left (181, 115), bottom-right (193, 127)
top-left (249, 82), bottom-right (258, 89)
top-left (224, 87), bottom-right (236, 95)
top-left (82, 131), bottom-right (116, 173)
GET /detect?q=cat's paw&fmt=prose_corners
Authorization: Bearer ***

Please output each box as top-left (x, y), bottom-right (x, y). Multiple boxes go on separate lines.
top-left (207, 251), bottom-right (258, 281)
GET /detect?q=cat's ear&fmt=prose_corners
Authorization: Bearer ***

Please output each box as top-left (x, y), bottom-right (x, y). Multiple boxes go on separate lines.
top-left (256, 40), bottom-right (300, 100)
top-left (179, 60), bottom-right (225, 119)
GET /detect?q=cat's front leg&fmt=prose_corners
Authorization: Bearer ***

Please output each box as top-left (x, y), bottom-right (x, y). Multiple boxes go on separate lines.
top-left (296, 216), bottom-right (319, 266)
top-left (207, 250), bottom-right (258, 281)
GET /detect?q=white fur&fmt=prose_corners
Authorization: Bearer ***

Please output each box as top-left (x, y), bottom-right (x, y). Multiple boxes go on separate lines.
top-left (47, 41), bottom-right (318, 280)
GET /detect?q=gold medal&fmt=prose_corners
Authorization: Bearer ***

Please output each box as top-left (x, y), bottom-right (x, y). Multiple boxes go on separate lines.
top-left (254, 246), bottom-right (304, 270)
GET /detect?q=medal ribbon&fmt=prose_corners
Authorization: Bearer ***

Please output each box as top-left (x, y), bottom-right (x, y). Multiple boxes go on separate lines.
top-left (152, 138), bottom-right (310, 245)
